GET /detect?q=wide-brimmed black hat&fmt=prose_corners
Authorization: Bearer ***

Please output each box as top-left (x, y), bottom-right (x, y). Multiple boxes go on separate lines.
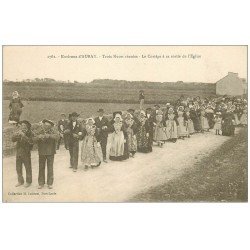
top-left (146, 107), bottom-right (152, 111)
top-left (71, 112), bottom-right (80, 117)
top-left (42, 119), bottom-right (54, 126)
top-left (113, 111), bottom-right (122, 118)
top-left (19, 120), bottom-right (31, 129)
top-left (97, 108), bottom-right (104, 113)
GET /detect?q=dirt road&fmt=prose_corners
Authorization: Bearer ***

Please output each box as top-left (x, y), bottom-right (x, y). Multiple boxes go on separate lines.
top-left (3, 130), bottom-right (234, 202)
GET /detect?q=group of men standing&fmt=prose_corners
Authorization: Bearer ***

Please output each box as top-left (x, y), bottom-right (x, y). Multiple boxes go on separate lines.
top-left (12, 109), bottom-right (111, 189)
top-left (12, 119), bottom-right (59, 189)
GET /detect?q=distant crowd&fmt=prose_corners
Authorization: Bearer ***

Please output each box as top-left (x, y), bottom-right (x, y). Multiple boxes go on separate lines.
top-left (9, 90), bottom-right (247, 189)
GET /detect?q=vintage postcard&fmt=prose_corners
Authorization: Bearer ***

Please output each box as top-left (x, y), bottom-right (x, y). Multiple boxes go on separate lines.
top-left (2, 45), bottom-right (248, 202)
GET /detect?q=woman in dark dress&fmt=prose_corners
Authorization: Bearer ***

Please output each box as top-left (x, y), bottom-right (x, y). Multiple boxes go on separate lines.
top-left (205, 105), bottom-right (215, 129)
top-left (124, 113), bottom-right (138, 157)
top-left (221, 110), bottom-right (235, 136)
top-left (189, 104), bottom-right (201, 132)
top-left (137, 111), bottom-right (152, 153)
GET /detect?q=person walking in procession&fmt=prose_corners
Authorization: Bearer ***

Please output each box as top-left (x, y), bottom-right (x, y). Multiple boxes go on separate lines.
top-left (81, 118), bottom-right (103, 169)
top-left (12, 120), bottom-right (34, 188)
top-left (34, 119), bottom-right (59, 189)
top-left (57, 113), bottom-right (69, 150)
top-left (64, 112), bottom-right (83, 172)
top-left (94, 109), bottom-right (109, 162)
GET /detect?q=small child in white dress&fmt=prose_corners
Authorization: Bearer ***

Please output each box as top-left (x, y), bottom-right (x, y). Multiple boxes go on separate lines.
top-left (214, 112), bottom-right (222, 135)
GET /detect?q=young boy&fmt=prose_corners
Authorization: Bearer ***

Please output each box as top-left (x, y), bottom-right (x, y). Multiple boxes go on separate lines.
top-left (57, 113), bottom-right (69, 150)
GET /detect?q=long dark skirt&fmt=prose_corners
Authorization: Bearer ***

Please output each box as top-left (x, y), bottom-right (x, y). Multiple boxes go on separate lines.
top-left (137, 125), bottom-right (152, 153)
top-left (192, 117), bottom-right (202, 132)
top-left (222, 119), bottom-right (235, 136)
top-left (206, 113), bottom-right (215, 129)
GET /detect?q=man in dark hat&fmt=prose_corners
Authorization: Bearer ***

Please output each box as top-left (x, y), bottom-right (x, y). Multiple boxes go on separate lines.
top-left (64, 112), bottom-right (84, 172)
top-left (12, 120), bottom-right (34, 188)
top-left (94, 109), bottom-right (110, 162)
top-left (34, 119), bottom-right (59, 189)
top-left (57, 113), bottom-right (69, 150)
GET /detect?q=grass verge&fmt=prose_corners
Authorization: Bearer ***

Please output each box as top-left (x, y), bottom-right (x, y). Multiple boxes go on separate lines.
top-left (131, 128), bottom-right (248, 202)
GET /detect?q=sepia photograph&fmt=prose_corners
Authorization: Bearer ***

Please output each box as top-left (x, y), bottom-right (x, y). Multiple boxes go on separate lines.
top-left (2, 45), bottom-right (248, 202)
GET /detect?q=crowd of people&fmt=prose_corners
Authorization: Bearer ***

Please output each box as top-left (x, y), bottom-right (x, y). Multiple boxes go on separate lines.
top-left (9, 91), bottom-right (247, 189)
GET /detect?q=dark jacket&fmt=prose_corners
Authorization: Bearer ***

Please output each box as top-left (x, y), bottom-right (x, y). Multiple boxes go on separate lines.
top-left (145, 115), bottom-right (154, 140)
top-left (94, 116), bottom-right (110, 138)
top-left (12, 130), bottom-right (34, 157)
top-left (65, 120), bottom-right (84, 145)
top-left (139, 92), bottom-right (145, 100)
top-left (130, 114), bottom-right (140, 126)
top-left (9, 97), bottom-right (24, 110)
top-left (34, 128), bottom-right (59, 155)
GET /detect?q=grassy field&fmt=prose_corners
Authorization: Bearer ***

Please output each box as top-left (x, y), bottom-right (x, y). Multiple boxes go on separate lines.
top-left (3, 81), bottom-right (216, 104)
top-left (3, 100), bottom-right (153, 127)
top-left (131, 128), bottom-right (248, 202)
top-left (3, 80), bottom-right (216, 125)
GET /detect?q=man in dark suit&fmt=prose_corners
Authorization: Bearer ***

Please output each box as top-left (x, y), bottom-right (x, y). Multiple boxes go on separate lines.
top-left (57, 113), bottom-right (69, 150)
top-left (64, 112), bottom-right (84, 172)
top-left (94, 109), bottom-right (109, 162)
top-left (34, 119), bottom-right (59, 189)
top-left (12, 120), bottom-right (34, 188)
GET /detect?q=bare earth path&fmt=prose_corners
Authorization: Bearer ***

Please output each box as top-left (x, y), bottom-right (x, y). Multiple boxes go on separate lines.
top-left (3, 130), bottom-right (236, 202)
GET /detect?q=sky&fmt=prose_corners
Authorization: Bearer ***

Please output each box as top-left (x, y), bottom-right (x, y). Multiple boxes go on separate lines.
top-left (3, 46), bottom-right (247, 83)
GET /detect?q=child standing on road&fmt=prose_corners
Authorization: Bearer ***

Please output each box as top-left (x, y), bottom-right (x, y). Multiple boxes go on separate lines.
top-left (57, 113), bottom-right (69, 150)
top-left (214, 112), bottom-right (222, 135)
